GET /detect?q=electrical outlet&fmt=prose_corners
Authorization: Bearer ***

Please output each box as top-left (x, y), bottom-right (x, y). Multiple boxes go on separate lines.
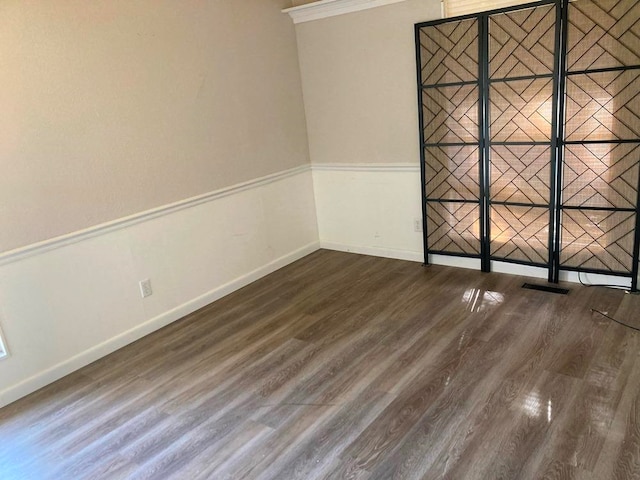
top-left (414, 217), bottom-right (423, 233)
top-left (139, 279), bottom-right (153, 298)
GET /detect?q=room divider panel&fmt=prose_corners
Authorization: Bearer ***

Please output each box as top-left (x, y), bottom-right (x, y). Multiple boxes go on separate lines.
top-left (419, 16), bottom-right (482, 264)
top-left (487, 4), bottom-right (557, 270)
top-left (416, 0), bottom-right (640, 291)
top-left (560, 0), bottom-right (640, 288)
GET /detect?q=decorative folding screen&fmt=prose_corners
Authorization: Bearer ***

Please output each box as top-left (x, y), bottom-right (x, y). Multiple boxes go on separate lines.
top-left (560, 0), bottom-right (640, 278)
top-left (488, 5), bottom-right (556, 267)
top-left (420, 18), bottom-right (482, 257)
top-left (416, 0), bottom-right (640, 290)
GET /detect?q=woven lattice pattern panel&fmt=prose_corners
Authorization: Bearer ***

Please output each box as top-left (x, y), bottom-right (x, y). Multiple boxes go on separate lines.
top-left (489, 5), bottom-right (556, 79)
top-left (567, 0), bottom-right (640, 72)
top-left (425, 146), bottom-right (479, 201)
top-left (423, 86), bottom-right (479, 143)
top-left (560, 209), bottom-right (636, 272)
top-left (490, 78), bottom-right (553, 142)
top-left (565, 70), bottom-right (640, 141)
top-left (420, 19), bottom-right (479, 85)
top-left (490, 205), bottom-right (548, 264)
top-left (564, 143), bottom-right (640, 209)
top-left (490, 145), bottom-right (550, 204)
top-left (426, 202), bottom-right (480, 254)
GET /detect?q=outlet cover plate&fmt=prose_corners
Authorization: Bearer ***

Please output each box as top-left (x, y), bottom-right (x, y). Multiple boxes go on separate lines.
top-left (139, 279), bottom-right (153, 298)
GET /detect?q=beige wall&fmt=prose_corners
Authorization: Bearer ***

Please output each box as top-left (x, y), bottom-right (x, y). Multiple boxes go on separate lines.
top-left (0, 0), bottom-right (309, 253)
top-left (295, 0), bottom-right (441, 165)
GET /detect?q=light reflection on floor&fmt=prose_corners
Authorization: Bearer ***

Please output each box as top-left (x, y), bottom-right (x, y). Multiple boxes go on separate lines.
top-left (520, 390), bottom-right (553, 424)
top-left (522, 390), bottom-right (543, 418)
top-left (0, 437), bottom-right (50, 480)
top-left (462, 288), bottom-right (505, 312)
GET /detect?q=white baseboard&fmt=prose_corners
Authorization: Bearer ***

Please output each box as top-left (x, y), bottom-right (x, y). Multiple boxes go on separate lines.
top-left (559, 270), bottom-right (631, 289)
top-left (313, 164), bottom-right (636, 289)
top-left (491, 261), bottom-right (547, 280)
top-left (431, 254), bottom-right (481, 270)
top-left (320, 241), bottom-right (422, 262)
top-left (321, 241), bottom-right (633, 288)
top-left (0, 241), bottom-right (319, 408)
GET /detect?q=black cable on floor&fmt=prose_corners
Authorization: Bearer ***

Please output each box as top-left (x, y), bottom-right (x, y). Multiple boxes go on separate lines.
top-left (591, 308), bottom-right (640, 333)
top-left (578, 272), bottom-right (630, 291)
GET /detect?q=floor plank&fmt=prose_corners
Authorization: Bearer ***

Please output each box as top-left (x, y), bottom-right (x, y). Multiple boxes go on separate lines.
top-left (1, 250), bottom-right (639, 479)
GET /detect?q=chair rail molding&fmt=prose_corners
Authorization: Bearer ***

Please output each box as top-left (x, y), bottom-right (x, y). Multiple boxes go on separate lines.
top-left (283, 0), bottom-right (409, 24)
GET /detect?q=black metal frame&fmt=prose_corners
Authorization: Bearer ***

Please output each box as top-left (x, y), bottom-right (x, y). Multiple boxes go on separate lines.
top-left (633, 165), bottom-right (640, 290)
top-left (415, 14), bottom-right (483, 266)
top-left (558, 0), bottom-right (640, 291)
top-left (416, 0), bottom-right (557, 274)
top-left (415, 0), bottom-right (640, 291)
top-left (549, 0), bottom-right (567, 283)
top-left (415, 24), bottom-right (428, 265)
top-left (485, 2), bottom-right (558, 272)
top-left (479, 14), bottom-right (490, 272)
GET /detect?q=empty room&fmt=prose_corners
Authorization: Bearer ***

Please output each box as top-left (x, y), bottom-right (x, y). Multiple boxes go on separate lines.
top-left (1, 0), bottom-right (640, 478)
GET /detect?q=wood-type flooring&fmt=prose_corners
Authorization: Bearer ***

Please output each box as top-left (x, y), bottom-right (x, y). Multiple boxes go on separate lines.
top-left (1, 250), bottom-right (640, 479)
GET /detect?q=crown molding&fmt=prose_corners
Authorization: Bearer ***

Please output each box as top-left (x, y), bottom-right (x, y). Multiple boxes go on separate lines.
top-left (283, 0), bottom-right (408, 24)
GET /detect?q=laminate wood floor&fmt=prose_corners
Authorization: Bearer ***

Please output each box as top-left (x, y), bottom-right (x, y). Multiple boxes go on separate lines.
top-left (2, 250), bottom-right (640, 480)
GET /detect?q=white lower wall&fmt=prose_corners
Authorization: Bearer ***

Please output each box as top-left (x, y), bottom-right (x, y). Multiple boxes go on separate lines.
top-left (0, 166), bottom-right (319, 408)
top-left (312, 164), bottom-right (424, 262)
top-left (312, 164), bottom-right (633, 289)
